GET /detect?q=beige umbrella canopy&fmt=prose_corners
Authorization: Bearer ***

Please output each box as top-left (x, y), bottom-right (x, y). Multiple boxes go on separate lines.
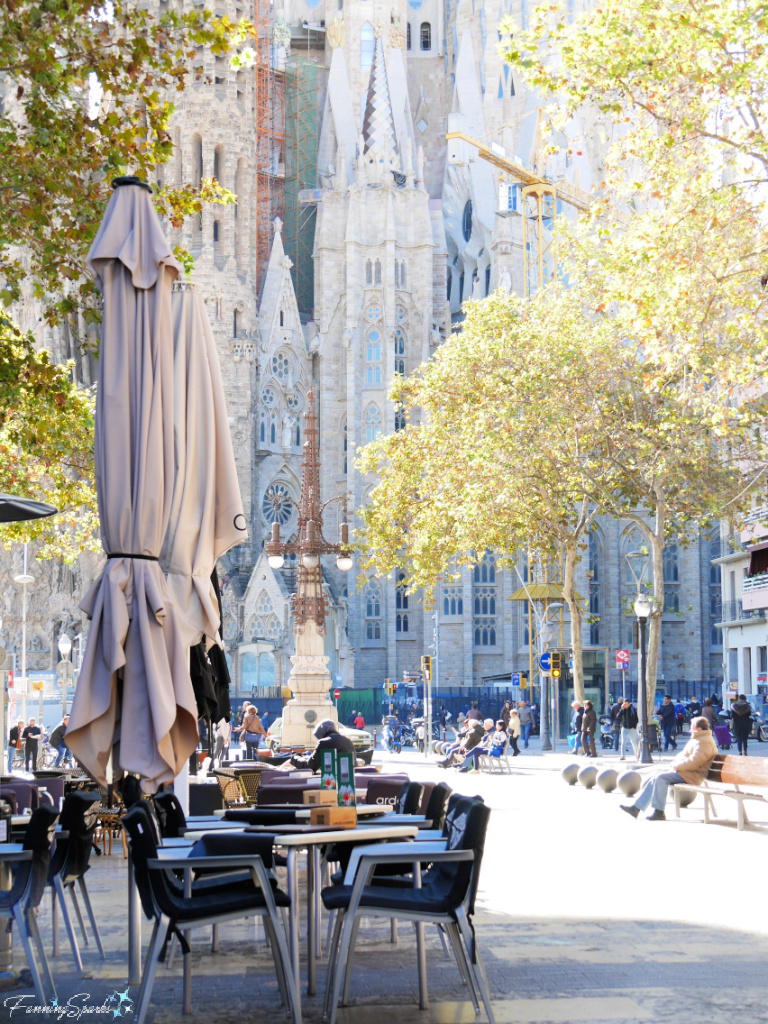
top-left (160, 282), bottom-right (247, 648)
top-left (67, 178), bottom-right (198, 790)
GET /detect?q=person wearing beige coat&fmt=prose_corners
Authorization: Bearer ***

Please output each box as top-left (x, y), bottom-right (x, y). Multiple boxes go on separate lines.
top-left (620, 717), bottom-right (718, 821)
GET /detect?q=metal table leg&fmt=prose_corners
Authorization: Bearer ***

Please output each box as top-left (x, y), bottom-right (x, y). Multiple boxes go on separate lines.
top-left (414, 863), bottom-right (428, 1009)
top-left (182, 868), bottom-right (192, 1014)
top-left (127, 848), bottom-right (142, 986)
top-left (287, 847), bottom-right (301, 1011)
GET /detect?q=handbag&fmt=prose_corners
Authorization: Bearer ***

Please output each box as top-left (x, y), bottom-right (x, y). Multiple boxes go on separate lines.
top-left (243, 730), bottom-right (261, 743)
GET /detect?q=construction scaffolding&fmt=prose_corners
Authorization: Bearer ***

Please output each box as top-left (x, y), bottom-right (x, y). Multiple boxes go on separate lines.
top-left (255, 0), bottom-right (284, 297)
top-left (283, 56), bottom-right (318, 320)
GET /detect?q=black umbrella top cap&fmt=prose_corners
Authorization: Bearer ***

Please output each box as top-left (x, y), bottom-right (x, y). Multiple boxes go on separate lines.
top-left (111, 176), bottom-right (153, 193)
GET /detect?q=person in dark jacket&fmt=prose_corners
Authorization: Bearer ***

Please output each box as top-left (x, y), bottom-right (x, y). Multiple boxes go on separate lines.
top-left (50, 715), bottom-right (70, 767)
top-left (656, 695), bottom-right (677, 752)
top-left (7, 719), bottom-right (24, 772)
top-left (730, 694), bottom-right (753, 756)
top-left (581, 700), bottom-right (597, 757)
top-left (700, 698), bottom-right (718, 731)
top-left (290, 719), bottom-right (354, 772)
top-left (615, 700), bottom-right (639, 761)
top-left (22, 718), bottom-right (41, 771)
top-left (437, 718), bottom-right (484, 767)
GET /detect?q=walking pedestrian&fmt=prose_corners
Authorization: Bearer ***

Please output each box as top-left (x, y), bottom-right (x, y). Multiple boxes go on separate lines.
top-left (581, 700), bottom-right (597, 757)
top-left (236, 705), bottom-right (265, 759)
top-left (568, 701), bottom-right (583, 753)
top-left (50, 715), bottom-right (70, 767)
top-left (517, 701), bottom-right (533, 748)
top-left (620, 717), bottom-right (717, 820)
top-left (7, 719), bottom-right (24, 772)
top-left (674, 700), bottom-right (686, 735)
top-left (730, 694), bottom-right (752, 756)
top-left (701, 698), bottom-right (718, 731)
top-left (656, 695), bottom-right (678, 751)
top-left (507, 709), bottom-right (521, 756)
top-left (615, 699), bottom-right (638, 761)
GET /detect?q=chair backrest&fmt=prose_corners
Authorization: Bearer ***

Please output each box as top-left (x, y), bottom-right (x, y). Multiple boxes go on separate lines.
top-left (121, 802), bottom-right (182, 921)
top-left (48, 791), bottom-right (100, 883)
top-left (212, 770), bottom-right (246, 807)
top-left (430, 795), bottom-right (490, 916)
top-left (9, 806), bottom-right (59, 909)
top-left (152, 791), bottom-right (188, 839)
top-left (395, 781), bottom-right (424, 815)
top-left (237, 771), bottom-right (262, 804)
top-left (424, 782), bottom-right (452, 830)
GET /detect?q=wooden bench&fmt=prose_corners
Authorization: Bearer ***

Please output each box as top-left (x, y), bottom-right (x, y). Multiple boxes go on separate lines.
top-left (670, 754), bottom-right (768, 830)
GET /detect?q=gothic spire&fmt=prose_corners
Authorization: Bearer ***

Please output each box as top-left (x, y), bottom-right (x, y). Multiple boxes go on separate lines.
top-left (361, 35), bottom-right (399, 171)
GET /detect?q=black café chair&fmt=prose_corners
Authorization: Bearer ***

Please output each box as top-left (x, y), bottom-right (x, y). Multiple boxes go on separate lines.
top-left (0, 805), bottom-right (59, 1005)
top-left (423, 782), bottom-right (452, 831)
top-left (121, 803), bottom-right (300, 1024)
top-left (47, 791), bottom-right (105, 972)
top-left (322, 794), bottom-right (494, 1024)
top-left (395, 781), bottom-right (425, 815)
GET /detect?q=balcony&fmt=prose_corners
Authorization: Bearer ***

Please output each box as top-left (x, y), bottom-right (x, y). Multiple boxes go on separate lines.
top-left (741, 506), bottom-right (768, 544)
top-left (718, 596), bottom-right (767, 623)
top-left (742, 572), bottom-right (768, 611)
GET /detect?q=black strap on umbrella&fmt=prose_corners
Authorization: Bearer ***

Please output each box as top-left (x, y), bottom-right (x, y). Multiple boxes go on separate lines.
top-left (105, 553), bottom-right (160, 561)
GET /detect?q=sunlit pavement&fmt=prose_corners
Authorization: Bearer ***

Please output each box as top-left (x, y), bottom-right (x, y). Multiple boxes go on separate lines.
top-left (6, 736), bottom-right (768, 1023)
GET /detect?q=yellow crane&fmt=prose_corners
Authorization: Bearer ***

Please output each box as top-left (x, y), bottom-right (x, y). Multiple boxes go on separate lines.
top-left (445, 129), bottom-right (590, 296)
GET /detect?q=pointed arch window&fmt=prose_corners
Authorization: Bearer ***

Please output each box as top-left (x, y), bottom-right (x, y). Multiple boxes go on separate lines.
top-left (396, 572), bottom-right (409, 633)
top-left (269, 412), bottom-right (277, 444)
top-left (361, 22), bottom-right (374, 68)
top-left (394, 405), bottom-right (406, 431)
top-left (588, 529), bottom-right (601, 645)
top-left (709, 528), bottom-right (722, 648)
top-left (400, 261), bottom-right (406, 287)
top-left (473, 551), bottom-right (497, 647)
top-left (365, 259), bottom-right (373, 285)
top-left (420, 22), bottom-right (431, 49)
top-left (663, 540), bottom-right (680, 613)
top-left (407, 23), bottom-right (411, 48)
top-left (342, 418), bottom-right (348, 474)
top-left (394, 328), bottom-right (405, 375)
top-left (442, 586), bottom-right (463, 617)
top-left (374, 259), bottom-right (382, 285)
top-left (365, 404), bottom-right (381, 443)
top-left (363, 580), bottom-right (383, 640)
top-left (366, 330), bottom-right (382, 384)
top-left (259, 411), bottom-right (266, 444)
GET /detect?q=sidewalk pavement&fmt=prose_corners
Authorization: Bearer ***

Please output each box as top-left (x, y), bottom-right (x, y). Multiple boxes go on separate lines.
top-left (4, 742), bottom-right (768, 1023)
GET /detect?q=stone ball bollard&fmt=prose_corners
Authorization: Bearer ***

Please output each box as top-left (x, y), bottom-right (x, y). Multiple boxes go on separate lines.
top-left (617, 770), bottom-right (642, 797)
top-left (596, 768), bottom-right (618, 793)
top-left (577, 765), bottom-right (598, 789)
top-left (561, 763), bottom-right (580, 786)
top-left (676, 788), bottom-right (696, 809)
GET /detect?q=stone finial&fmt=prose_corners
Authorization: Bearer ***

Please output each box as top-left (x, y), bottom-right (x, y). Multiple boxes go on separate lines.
top-left (273, 216), bottom-right (283, 237)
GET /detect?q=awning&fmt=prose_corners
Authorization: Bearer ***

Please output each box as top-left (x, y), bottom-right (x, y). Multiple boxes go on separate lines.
top-left (748, 542), bottom-right (768, 577)
top-left (507, 582), bottom-right (563, 601)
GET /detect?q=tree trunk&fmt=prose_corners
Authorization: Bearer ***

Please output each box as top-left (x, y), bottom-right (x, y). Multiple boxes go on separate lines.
top-left (563, 542), bottom-right (584, 702)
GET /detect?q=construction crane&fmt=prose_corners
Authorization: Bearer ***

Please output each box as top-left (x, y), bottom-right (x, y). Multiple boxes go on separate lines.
top-left (445, 130), bottom-right (590, 296)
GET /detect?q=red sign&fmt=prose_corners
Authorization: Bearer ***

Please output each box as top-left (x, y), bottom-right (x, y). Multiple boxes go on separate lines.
top-left (6, 670), bottom-right (12, 688)
top-left (615, 649), bottom-right (630, 669)
top-left (333, 688), bottom-right (341, 700)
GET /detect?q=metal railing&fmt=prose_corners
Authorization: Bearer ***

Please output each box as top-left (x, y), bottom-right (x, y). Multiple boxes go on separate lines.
top-left (719, 599), bottom-right (766, 623)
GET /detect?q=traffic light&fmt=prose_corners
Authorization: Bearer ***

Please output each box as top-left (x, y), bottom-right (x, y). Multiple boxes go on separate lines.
top-left (551, 652), bottom-right (561, 678)
top-left (384, 680), bottom-right (397, 695)
top-left (420, 655), bottom-right (432, 681)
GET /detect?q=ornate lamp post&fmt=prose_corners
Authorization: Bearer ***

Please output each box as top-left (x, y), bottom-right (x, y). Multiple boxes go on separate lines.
top-left (626, 549), bottom-right (653, 764)
top-left (57, 633), bottom-right (72, 720)
top-left (265, 387), bottom-right (352, 747)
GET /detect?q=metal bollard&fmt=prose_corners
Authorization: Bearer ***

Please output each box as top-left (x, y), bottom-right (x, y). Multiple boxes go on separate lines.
top-left (373, 728), bottom-right (377, 749)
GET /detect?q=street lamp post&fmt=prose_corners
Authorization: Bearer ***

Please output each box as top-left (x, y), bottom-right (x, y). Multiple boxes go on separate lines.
top-left (13, 543), bottom-right (34, 727)
top-left (264, 387), bottom-right (353, 747)
top-left (539, 620), bottom-right (554, 751)
top-left (625, 549), bottom-right (653, 764)
top-left (57, 633), bottom-right (72, 720)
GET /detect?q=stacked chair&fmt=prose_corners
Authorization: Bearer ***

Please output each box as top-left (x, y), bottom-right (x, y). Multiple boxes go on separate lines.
top-left (46, 791), bottom-right (105, 972)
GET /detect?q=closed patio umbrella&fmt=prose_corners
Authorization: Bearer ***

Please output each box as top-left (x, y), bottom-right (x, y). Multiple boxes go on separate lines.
top-left (0, 494), bottom-right (57, 522)
top-left (66, 178), bottom-right (198, 791)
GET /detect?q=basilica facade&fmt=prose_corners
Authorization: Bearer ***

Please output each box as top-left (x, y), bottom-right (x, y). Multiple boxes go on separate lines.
top-left (0, 0), bottom-right (724, 704)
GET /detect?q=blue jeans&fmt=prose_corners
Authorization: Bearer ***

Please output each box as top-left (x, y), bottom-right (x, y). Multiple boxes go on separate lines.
top-left (631, 771), bottom-right (685, 811)
top-left (520, 723), bottom-right (531, 747)
top-left (662, 722), bottom-right (676, 751)
top-left (620, 727), bottom-right (638, 758)
top-left (6, 747), bottom-right (14, 772)
top-left (53, 743), bottom-right (69, 767)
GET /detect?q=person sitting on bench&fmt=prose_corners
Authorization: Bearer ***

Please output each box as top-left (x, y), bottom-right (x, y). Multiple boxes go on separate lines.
top-left (620, 717), bottom-right (717, 821)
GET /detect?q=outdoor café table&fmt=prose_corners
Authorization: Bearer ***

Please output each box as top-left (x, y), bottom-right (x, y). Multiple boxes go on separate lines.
top-left (182, 821), bottom-right (419, 999)
top-left (292, 804), bottom-right (393, 821)
top-left (0, 845), bottom-right (32, 985)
